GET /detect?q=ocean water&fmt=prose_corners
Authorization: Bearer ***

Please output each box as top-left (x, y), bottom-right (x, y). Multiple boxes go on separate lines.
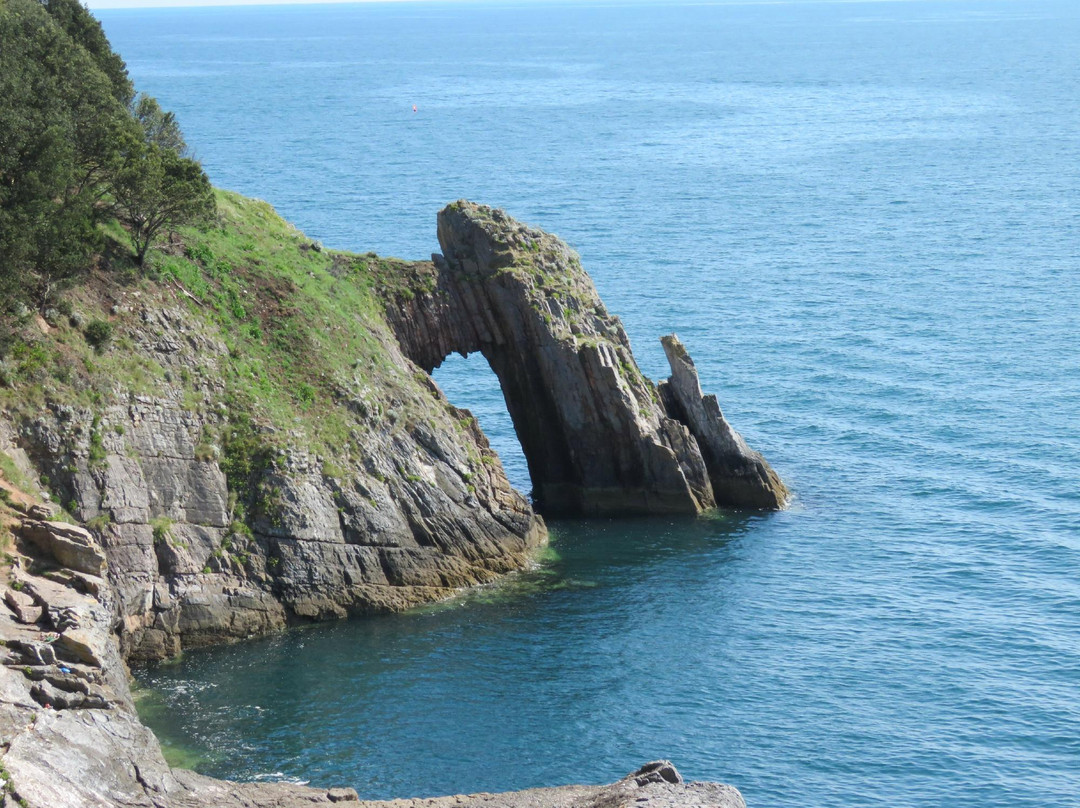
top-left (98, 2), bottom-right (1080, 806)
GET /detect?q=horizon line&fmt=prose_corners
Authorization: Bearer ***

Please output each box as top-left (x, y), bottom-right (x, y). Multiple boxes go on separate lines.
top-left (86, 0), bottom-right (985, 13)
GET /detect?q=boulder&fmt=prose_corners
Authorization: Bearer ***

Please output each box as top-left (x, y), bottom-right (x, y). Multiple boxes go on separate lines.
top-left (55, 628), bottom-right (104, 668)
top-left (4, 587), bottom-right (42, 624)
top-left (18, 519), bottom-right (107, 576)
top-left (327, 787), bottom-right (360, 803)
top-left (632, 760), bottom-right (684, 786)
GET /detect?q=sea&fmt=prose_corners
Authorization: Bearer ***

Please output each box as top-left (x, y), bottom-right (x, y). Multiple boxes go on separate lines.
top-left (96, 2), bottom-right (1080, 806)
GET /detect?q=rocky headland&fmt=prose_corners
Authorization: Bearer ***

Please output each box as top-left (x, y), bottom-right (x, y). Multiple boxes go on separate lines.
top-left (384, 202), bottom-right (787, 515)
top-left (0, 197), bottom-right (779, 806)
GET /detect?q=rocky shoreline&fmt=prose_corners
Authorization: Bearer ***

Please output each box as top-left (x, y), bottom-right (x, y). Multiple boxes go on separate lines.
top-left (0, 511), bottom-right (745, 807)
top-left (0, 201), bottom-right (777, 806)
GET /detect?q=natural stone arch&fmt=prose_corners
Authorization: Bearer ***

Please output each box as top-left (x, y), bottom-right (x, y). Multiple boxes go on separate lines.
top-left (380, 202), bottom-right (788, 516)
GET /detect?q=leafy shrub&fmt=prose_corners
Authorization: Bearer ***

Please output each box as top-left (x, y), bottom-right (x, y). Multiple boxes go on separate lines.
top-left (88, 418), bottom-right (106, 467)
top-left (86, 513), bottom-right (111, 533)
top-left (150, 516), bottom-right (173, 545)
top-left (84, 319), bottom-right (113, 351)
top-left (185, 242), bottom-right (214, 266)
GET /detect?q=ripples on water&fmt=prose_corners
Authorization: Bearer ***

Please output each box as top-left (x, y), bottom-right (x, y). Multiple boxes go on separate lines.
top-left (102, 2), bottom-right (1080, 806)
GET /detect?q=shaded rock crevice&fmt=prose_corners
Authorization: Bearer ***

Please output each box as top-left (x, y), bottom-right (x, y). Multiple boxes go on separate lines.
top-left (380, 201), bottom-right (788, 515)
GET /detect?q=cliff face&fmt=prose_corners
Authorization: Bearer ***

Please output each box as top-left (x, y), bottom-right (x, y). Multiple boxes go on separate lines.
top-left (1, 192), bottom-right (544, 663)
top-left (381, 201), bottom-right (787, 515)
top-left (0, 194), bottom-right (772, 807)
top-left (13, 315), bottom-right (543, 662)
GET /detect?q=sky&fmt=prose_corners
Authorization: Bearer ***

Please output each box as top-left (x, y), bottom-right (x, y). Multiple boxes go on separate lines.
top-left (85, 0), bottom-right (455, 8)
top-left (83, 0), bottom-right (640, 8)
top-left (84, 0), bottom-right (939, 11)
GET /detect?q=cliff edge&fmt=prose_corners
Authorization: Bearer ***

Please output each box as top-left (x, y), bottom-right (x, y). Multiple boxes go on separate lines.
top-left (2, 192), bottom-right (547, 663)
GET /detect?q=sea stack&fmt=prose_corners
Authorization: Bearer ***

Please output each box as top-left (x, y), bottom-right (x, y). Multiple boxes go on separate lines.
top-left (379, 201), bottom-right (788, 515)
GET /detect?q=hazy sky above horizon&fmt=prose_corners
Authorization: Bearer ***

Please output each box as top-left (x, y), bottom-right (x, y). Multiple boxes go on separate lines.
top-left (84, 0), bottom-right (951, 11)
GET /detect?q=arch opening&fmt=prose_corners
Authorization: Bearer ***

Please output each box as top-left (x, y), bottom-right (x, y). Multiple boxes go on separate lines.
top-left (431, 352), bottom-right (533, 499)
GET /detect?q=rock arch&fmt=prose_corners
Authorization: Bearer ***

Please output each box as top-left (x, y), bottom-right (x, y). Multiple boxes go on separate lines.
top-left (380, 202), bottom-right (788, 516)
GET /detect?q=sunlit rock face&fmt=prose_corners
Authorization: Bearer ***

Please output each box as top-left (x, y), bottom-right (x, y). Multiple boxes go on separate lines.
top-left (381, 201), bottom-right (788, 516)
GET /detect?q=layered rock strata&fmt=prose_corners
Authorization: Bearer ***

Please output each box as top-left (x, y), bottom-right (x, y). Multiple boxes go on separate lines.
top-left (0, 518), bottom-right (744, 808)
top-left (2, 292), bottom-right (544, 663)
top-left (658, 336), bottom-right (786, 510)
top-left (380, 201), bottom-right (787, 515)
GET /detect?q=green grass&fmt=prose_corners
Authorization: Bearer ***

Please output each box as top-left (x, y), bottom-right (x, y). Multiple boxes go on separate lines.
top-left (0, 187), bottom-right (461, 533)
top-left (0, 452), bottom-right (36, 495)
top-left (163, 191), bottom-right (419, 461)
top-left (150, 516), bottom-right (173, 546)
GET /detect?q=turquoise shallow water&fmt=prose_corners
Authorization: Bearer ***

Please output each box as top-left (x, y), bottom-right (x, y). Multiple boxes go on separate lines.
top-left (99, 2), bottom-right (1080, 806)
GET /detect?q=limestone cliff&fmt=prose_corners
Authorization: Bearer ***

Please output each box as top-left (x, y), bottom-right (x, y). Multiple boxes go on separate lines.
top-left (380, 201), bottom-right (787, 515)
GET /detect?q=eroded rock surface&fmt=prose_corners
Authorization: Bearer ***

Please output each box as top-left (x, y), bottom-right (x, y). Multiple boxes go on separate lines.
top-left (0, 541), bottom-right (744, 807)
top-left (3, 291), bottom-right (544, 663)
top-left (0, 200), bottom-right (786, 661)
top-left (380, 201), bottom-right (787, 515)
top-left (658, 336), bottom-right (787, 509)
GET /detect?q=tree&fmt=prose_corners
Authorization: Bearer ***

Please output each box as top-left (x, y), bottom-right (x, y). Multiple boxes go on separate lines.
top-left (42, 0), bottom-right (135, 106)
top-left (0, 0), bottom-right (212, 328)
top-left (111, 138), bottom-right (215, 266)
top-left (0, 0), bottom-right (134, 314)
top-left (133, 94), bottom-right (187, 156)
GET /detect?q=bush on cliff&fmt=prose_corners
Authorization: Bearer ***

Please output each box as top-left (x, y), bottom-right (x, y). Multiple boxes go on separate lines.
top-left (0, 0), bottom-right (214, 330)
top-left (0, 0), bottom-right (127, 311)
top-left (112, 136), bottom-right (215, 266)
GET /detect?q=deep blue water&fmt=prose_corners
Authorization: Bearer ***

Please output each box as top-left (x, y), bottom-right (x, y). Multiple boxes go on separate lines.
top-left (98, 2), bottom-right (1080, 806)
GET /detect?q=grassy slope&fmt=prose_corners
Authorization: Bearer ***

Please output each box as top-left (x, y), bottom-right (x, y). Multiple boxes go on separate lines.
top-left (0, 189), bottom-right (454, 503)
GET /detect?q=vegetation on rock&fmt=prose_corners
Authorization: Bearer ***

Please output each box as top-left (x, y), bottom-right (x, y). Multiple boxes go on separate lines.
top-left (0, 0), bottom-right (213, 338)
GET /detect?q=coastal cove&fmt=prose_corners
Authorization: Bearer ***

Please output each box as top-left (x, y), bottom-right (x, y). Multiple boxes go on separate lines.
top-left (97, 2), bottom-right (1080, 806)
top-left (134, 514), bottom-right (771, 797)
top-left (0, 0), bottom-right (1073, 806)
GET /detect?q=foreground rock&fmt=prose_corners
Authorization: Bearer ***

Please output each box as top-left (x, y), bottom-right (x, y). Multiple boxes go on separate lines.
top-left (0, 540), bottom-right (744, 808)
top-left (170, 761), bottom-right (745, 808)
top-left (380, 201), bottom-right (787, 514)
